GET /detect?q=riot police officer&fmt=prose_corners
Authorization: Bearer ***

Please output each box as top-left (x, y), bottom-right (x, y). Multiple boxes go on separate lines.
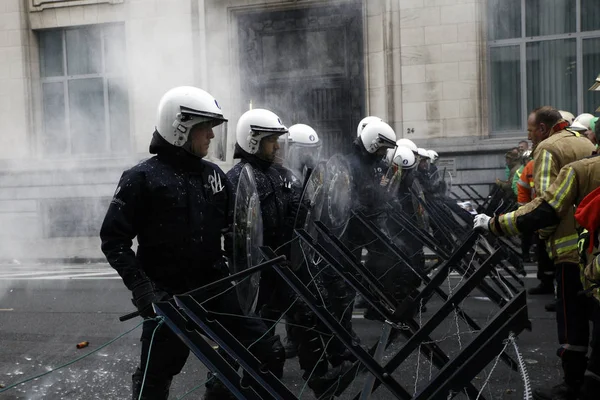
top-left (228, 109), bottom-right (355, 398)
top-left (100, 87), bottom-right (284, 400)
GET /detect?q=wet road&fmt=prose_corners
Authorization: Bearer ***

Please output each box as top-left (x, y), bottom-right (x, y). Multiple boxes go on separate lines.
top-left (0, 262), bottom-right (566, 399)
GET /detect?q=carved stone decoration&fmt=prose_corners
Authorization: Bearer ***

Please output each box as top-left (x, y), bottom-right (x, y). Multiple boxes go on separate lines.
top-left (30, 0), bottom-right (123, 12)
top-left (238, 1), bottom-right (365, 158)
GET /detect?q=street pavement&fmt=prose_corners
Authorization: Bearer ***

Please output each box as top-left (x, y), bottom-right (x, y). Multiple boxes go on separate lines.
top-left (0, 262), bottom-right (569, 399)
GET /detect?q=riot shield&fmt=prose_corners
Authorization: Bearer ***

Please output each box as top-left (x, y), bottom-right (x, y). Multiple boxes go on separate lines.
top-left (429, 167), bottom-right (453, 197)
top-left (291, 155), bottom-right (354, 270)
top-left (232, 164), bottom-right (263, 315)
top-left (322, 154), bottom-right (354, 237)
top-left (411, 178), bottom-right (428, 229)
top-left (382, 164), bottom-right (403, 195)
top-left (291, 161), bottom-right (327, 271)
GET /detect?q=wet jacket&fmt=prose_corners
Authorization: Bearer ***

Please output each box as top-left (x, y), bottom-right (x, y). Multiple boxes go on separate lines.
top-left (227, 145), bottom-right (301, 250)
top-left (491, 122), bottom-right (596, 264)
top-left (344, 142), bottom-right (389, 212)
top-left (100, 132), bottom-right (232, 294)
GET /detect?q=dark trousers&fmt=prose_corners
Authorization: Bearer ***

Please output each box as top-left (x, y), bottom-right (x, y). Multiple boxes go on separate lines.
top-left (521, 233), bottom-right (533, 259)
top-left (556, 263), bottom-right (590, 356)
top-left (257, 256), bottom-right (354, 374)
top-left (537, 239), bottom-right (555, 287)
top-left (134, 288), bottom-right (283, 398)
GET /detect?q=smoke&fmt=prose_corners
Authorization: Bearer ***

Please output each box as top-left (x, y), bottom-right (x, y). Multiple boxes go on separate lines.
top-left (0, 1), bottom-right (207, 264)
top-left (231, 0), bottom-right (365, 160)
top-left (0, 3), bottom-right (203, 392)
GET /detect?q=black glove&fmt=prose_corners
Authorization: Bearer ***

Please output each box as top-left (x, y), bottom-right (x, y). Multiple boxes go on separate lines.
top-left (211, 257), bottom-right (230, 278)
top-left (223, 230), bottom-right (234, 257)
top-left (131, 280), bottom-right (168, 318)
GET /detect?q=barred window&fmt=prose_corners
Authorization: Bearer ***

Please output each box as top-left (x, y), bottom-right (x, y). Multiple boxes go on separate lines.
top-left (488, 0), bottom-right (600, 135)
top-left (39, 25), bottom-right (130, 156)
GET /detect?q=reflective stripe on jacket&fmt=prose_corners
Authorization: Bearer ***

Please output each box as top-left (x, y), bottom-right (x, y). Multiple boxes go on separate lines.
top-left (492, 124), bottom-right (595, 264)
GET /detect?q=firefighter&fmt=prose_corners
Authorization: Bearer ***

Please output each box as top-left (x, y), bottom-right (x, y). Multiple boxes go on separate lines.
top-left (474, 106), bottom-right (596, 400)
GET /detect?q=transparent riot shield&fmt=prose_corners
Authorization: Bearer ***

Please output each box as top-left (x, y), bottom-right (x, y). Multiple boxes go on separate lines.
top-left (322, 154), bottom-right (354, 237)
top-left (290, 154), bottom-right (354, 277)
top-left (291, 161), bottom-right (327, 271)
top-left (382, 164), bottom-right (403, 195)
top-left (429, 168), bottom-right (453, 197)
top-left (411, 178), bottom-right (429, 229)
top-left (232, 164), bottom-right (263, 315)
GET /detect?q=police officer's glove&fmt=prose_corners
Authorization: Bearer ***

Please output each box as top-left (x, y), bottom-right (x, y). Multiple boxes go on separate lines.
top-left (211, 257), bottom-right (230, 278)
top-left (473, 214), bottom-right (491, 231)
top-left (131, 280), bottom-right (168, 319)
top-left (276, 259), bottom-right (293, 270)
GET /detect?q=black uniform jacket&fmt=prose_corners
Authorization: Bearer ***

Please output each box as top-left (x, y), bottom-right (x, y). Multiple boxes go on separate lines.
top-left (100, 132), bottom-right (232, 294)
top-left (227, 145), bottom-right (301, 251)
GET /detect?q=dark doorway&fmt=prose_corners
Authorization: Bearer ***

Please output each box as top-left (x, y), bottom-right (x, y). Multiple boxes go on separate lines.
top-left (238, 1), bottom-right (365, 158)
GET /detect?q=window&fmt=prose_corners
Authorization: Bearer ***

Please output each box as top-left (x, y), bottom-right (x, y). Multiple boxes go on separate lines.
top-left (488, 0), bottom-right (600, 134)
top-left (39, 25), bottom-right (129, 156)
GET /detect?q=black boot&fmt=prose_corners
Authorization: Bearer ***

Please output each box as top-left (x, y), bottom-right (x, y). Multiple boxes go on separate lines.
top-left (132, 368), bottom-right (171, 400)
top-left (532, 351), bottom-right (587, 400)
top-left (203, 374), bottom-right (237, 400)
top-left (307, 360), bottom-right (353, 399)
top-left (545, 300), bottom-right (557, 312)
top-left (532, 382), bottom-right (578, 400)
top-left (528, 282), bottom-right (554, 295)
top-left (580, 375), bottom-right (600, 400)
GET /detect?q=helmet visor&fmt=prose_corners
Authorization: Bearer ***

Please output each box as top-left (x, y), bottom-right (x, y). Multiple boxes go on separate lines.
top-left (208, 121), bottom-right (228, 162)
top-left (376, 133), bottom-right (396, 149)
top-left (287, 143), bottom-right (323, 175)
top-left (275, 134), bottom-right (289, 165)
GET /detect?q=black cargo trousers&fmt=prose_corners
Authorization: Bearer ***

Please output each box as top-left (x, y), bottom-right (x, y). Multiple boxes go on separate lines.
top-left (132, 286), bottom-right (284, 400)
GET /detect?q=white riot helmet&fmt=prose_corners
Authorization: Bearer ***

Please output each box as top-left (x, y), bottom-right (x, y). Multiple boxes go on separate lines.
top-left (357, 116), bottom-right (383, 137)
top-left (427, 150), bottom-right (439, 163)
top-left (383, 145), bottom-right (416, 193)
top-left (570, 113), bottom-right (596, 132)
top-left (236, 109), bottom-right (288, 155)
top-left (287, 124), bottom-right (322, 177)
top-left (289, 124), bottom-right (320, 145)
top-left (386, 145), bottom-right (417, 170)
top-left (156, 86), bottom-right (227, 147)
top-left (359, 121), bottom-right (396, 153)
top-left (417, 148), bottom-right (430, 160)
top-left (396, 138), bottom-right (418, 154)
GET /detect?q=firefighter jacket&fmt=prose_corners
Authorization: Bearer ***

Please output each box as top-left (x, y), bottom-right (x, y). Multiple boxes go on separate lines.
top-left (517, 160), bottom-right (535, 205)
top-left (490, 121), bottom-right (596, 264)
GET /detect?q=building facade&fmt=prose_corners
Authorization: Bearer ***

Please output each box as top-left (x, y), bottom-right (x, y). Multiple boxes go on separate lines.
top-left (0, 0), bottom-right (598, 259)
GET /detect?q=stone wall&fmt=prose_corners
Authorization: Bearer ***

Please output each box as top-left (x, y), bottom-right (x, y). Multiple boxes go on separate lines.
top-left (0, 0), bottom-right (32, 159)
